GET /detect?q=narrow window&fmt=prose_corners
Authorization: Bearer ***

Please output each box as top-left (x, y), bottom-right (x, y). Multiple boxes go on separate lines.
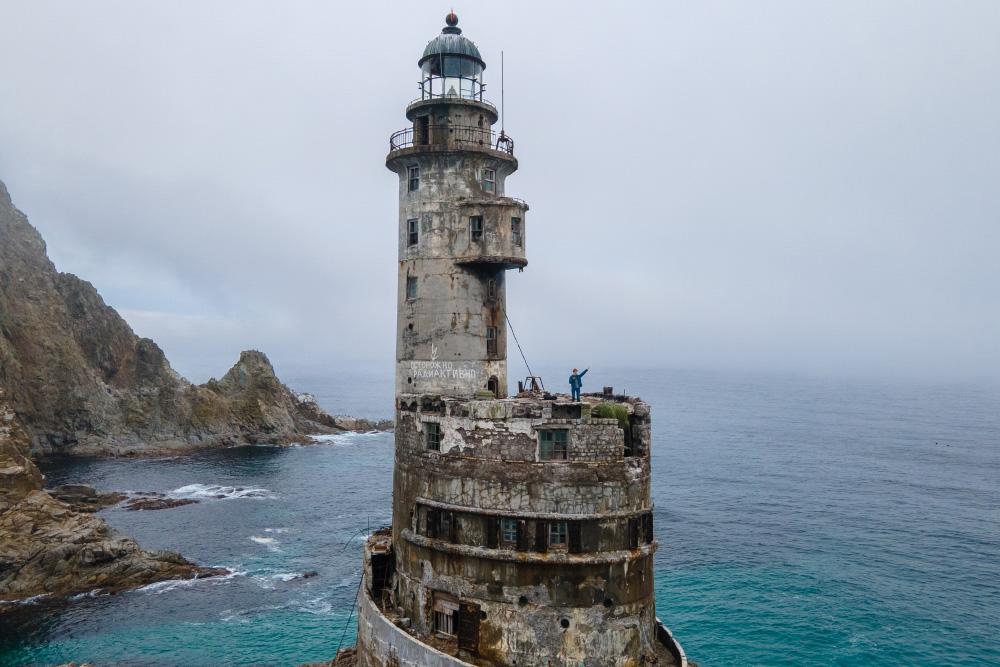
top-left (486, 326), bottom-right (497, 355)
top-left (408, 165), bottom-right (420, 191)
top-left (470, 216), bottom-right (483, 242)
top-left (407, 218), bottom-right (419, 246)
top-left (484, 168), bottom-right (495, 192)
top-left (501, 518), bottom-right (518, 547)
top-left (628, 517), bottom-right (640, 549)
top-left (426, 508), bottom-right (439, 538)
top-left (426, 421), bottom-right (441, 451)
top-left (434, 594), bottom-right (459, 636)
top-left (642, 512), bottom-right (654, 544)
top-left (407, 276), bottom-right (418, 300)
top-left (487, 278), bottom-right (497, 300)
top-left (539, 430), bottom-right (568, 461)
top-left (568, 522), bottom-right (582, 554)
top-left (486, 516), bottom-right (500, 548)
top-left (511, 217), bottom-right (522, 246)
top-left (534, 520), bottom-right (548, 553)
top-left (549, 521), bottom-right (568, 550)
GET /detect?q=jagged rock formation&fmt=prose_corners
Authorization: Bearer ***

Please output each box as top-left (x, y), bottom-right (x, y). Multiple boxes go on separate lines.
top-left (0, 178), bottom-right (388, 457)
top-left (0, 394), bottom-right (226, 602)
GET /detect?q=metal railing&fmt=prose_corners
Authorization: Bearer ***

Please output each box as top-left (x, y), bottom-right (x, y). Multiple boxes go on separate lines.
top-left (389, 126), bottom-right (515, 155)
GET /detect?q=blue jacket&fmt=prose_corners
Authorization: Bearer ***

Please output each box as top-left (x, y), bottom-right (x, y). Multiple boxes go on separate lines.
top-left (569, 369), bottom-right (588, 389)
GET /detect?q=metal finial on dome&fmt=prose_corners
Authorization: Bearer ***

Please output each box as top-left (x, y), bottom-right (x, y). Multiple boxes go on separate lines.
top-left (443, 10), bottom-right (461, 34)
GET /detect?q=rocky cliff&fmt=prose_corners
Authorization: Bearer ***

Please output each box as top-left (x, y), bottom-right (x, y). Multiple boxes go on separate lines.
top-left (0, 178), bottom-right (386, 457)
top-left (0, 394), bottom-right (226, 601)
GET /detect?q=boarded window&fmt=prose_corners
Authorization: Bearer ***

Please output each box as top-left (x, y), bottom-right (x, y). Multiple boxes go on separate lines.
top-left (486, 326), bottom-right (497, 355)
top-left (628, 517), bottom-right (640, 549)
top-left (539, 430), bottom-right (568, 460)
top-left (407, 218), bottom-right (419, 246)
top-left (568, 521), bottom-right (582, 554)
top-left (511, 217), bottom-right (522, 246)
top-left (408, 165), bottom-right (420, 191)
top-left (642, 512), bottom-right (654, 544)
top-left (516, 520), bottom-right (529, 552)
top-left (486, 516), bottom-right (499, 548)
top-left (484, 168), bottom-right (495, 192)
top-left (458, 601), bottom-right (481, 653)
top-left (425, 422), bottom-right (441, 451)
top-left (470, 216), bottom-right (483, 242)
top-left (534, 520), bottom-right (548, 553)
top-left (426, 508), bottom-right (439, 538)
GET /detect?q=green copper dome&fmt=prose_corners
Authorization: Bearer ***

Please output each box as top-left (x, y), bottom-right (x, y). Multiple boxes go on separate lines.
top-left (419, 12), bottom-right (485, 68)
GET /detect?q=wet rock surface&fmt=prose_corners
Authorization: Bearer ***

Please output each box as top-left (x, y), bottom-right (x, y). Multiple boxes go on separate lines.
top-left (0, 396), bottom-right (227, 603)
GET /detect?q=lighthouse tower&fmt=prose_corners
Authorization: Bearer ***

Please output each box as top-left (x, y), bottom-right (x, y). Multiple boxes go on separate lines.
top-left (386, 11), bottom-right (526, 401)
top-left (355, 14), bottom-right (687, 667)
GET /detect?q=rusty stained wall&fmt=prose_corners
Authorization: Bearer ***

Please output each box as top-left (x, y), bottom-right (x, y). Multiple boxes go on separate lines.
top-left (388, 395), bottom-right (658, 666)
top-left (396, 259), bottom-right (507, 398)
top-left (388, 97), bottom-right (526, 401)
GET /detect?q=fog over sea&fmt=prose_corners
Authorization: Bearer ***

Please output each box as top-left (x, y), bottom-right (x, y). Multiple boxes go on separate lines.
top-left (1, 366), bottom-right (997, 667)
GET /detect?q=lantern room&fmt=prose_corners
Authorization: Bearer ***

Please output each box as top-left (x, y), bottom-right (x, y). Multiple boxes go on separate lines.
top-left (418, 12), bottom-right (486, 101)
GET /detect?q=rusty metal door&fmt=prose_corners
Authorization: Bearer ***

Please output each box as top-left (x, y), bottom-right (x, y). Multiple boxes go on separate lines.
top-left (458, 601), bottom-right (481, 653)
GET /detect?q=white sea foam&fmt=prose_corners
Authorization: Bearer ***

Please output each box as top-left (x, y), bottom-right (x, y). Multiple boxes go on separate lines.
top-left (249, 536), bottom-right (282, 552)
top-left (134, 569), bottom-right (241, 595)
top-left (263, 528), bottom-right (287, 534)
top-left (307, 431), bottom-right (382, 446)
top-left (0, 593), bottom-right (50, 606)
top-left (169, 483), bottom-right (276, 500)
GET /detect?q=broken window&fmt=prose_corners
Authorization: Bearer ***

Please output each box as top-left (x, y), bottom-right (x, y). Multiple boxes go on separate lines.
top-left (407, 276), bottom-right (418, 300)
top-left (408, 218), bottom-right (419, 246)
top-left (642, 512), bottom-right (654, 544)
top-left (539, 430), bottom-right (568, 461)
top-left (534, 520), bottom-right (548, 553)
top-left (470, 216), bottom-right (483, 242)
top-left (426, 421), bottom-right (441, 451)
top-left (434, 594), bottom-right (459, 636)
top-left (628, 517), bottom-right (640, 549)
top-left (486, 516), bottom-right (499, 548)
top-left (487, 278), bottom-right (497, 300)
top-left (484, 168), bottom-right (495, 192)
top-left (501, 518), bottom-right (518, 547)
top-left (511, 217), bottom-right (522, 246)
top-left (486, 326), bottom-right (497, 355)
top-left (568, 521), bottom-right (582, 554)
top-left (549, 521), bottom-right (568, 550)
top-left (408, 165), bottom-right (420, 191)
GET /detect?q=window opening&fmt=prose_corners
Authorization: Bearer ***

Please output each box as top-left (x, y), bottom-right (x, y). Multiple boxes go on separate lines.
top-left (487, 375), bottom-right (499, 398)
top-left (511, 217), bottom-right (522, 246)
top-left (628, 517), bottom-right (640, 549)
top-left (406, 276), bottom-right (418, 300)
top-left (487, 278), bottom-right (497, 300)
top-left (549, 521), bottom-right (568, 550)
top-left (470, 216), bottom-right (484, 242)
top-left (486, 326), bottom-right (497, 355)
top-left (484, 168), bottom-right (495, 192)
top-left (408, 218), bottom-right (419, 246)
top-left (539, 430), bottom-right (568, 460)
top-left (434, 594), bottom-right (459, 637)
top-left (501, 518), bottom-right (518, 547)
top-left (426, 421), bottom-right (441, 451)
top-left (408, 166), bottom-right (420, 191)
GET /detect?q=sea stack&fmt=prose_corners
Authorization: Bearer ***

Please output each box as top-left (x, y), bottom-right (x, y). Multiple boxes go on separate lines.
top-left (352, 13), bottom-right (687, 666)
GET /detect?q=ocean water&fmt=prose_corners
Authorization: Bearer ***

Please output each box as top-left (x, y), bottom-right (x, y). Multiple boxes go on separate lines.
top-left (1, 368), bottom-right (997, 667)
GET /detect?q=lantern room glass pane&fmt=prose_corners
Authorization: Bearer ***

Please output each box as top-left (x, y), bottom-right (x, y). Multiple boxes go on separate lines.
top-left (444, 57), bottom-right (461, 76)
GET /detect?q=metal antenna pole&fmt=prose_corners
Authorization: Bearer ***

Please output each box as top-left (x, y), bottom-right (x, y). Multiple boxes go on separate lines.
top-left (501, 50), bottom-right (505, 134)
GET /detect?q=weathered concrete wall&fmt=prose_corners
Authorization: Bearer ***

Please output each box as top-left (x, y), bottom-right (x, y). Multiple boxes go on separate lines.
top-left (388, 96), bottom-right (526, 400)
top-left (357, 576), bottom-right (473, 667)
top-left (388, 394), bottom-right (658, 665)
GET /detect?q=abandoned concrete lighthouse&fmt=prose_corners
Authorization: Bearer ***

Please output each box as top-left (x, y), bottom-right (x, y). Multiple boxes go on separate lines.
top-left (354, 12), bottom-right (688, 667)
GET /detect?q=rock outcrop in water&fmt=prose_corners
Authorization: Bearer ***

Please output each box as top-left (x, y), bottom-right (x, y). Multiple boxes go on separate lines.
top-left (0, 395), bottom-right (226, 602)
top-left (0, 178), bottom-right (388, 457)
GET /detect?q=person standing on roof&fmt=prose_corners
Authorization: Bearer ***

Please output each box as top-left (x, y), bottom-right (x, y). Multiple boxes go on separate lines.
top-left (569, 367), bottom-right (590, 402)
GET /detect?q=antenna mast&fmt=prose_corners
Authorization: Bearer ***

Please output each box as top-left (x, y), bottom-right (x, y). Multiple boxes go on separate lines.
top-left (501, 50), bottom-right (505, 135)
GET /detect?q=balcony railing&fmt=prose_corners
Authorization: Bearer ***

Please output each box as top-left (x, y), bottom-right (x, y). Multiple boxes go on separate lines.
top-left (389, 126), bottom-right (515, 155)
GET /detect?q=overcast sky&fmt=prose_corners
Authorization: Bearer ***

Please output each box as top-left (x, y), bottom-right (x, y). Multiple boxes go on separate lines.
top-left (1, 1), bottom-right (998, 386)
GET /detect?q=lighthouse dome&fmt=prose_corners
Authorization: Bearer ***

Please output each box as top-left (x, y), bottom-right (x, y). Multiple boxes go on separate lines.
top-left (419, 12), bottom-right (485, 68)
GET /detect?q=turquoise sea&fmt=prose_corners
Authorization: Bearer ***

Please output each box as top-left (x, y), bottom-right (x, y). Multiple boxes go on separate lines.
top-left (1, 367), bottom-right (997, 666)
